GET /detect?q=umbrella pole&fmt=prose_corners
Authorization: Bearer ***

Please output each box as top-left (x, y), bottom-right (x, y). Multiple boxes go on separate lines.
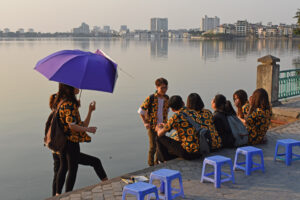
top-left (79, 89), bottom-right (82, 100)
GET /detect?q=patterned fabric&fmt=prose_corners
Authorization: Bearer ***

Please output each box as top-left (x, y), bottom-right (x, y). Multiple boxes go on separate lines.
top-left (164, 107), bottom-right (200, 153)
top-left (169, 109), bottom-right (222, 150)
top-left (140, 92), bottom-right (169, 130)
top-left (246, 108), bottom-right (271, 145)
top-left (197, 109), bottom-right (222, 149)
top-left (58, 101), bottom-right (91, 143)
top-left (242, 101), bottom-right (250, 116)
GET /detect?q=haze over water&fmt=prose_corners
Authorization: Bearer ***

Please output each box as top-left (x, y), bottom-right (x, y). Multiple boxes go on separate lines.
top-left (0, 38), bottom-right (299, 200)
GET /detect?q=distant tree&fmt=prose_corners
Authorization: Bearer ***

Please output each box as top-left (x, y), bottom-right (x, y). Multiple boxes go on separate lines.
top-left (294, 9), bottom-right (300, 35)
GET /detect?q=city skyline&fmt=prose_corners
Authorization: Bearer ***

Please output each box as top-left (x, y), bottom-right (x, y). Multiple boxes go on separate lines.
top-left (0, 0), bottom-right (299, 32)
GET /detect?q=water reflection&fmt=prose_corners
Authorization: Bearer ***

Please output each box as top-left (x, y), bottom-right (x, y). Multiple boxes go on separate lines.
top-left (72, 38), bottom-right (91, 50)
top-left (150, 39), bottom-right (168, 58)
top-left (197, 39), bottom-right (300, 61)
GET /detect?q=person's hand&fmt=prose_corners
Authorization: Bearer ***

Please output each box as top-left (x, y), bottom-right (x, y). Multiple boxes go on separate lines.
top-left (89, 101), bottom-right (96, 112)
top-left (144, 123), bottom-right (150, 129)
top-left (155, 123), bottom-right (164, 132)
top-left (86, 126), bottom-right (97, 134)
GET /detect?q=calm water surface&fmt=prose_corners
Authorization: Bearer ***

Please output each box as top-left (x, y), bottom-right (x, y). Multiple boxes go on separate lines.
top-left (0, 38), bottom-right (299, 200)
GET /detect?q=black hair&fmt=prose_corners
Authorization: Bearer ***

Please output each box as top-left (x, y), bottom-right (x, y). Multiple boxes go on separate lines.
top-left (53, 83), bottom-right (79, 109)
top-left (187, 93), bottom-right (204, 111)
top-left (225, 100), bottom-right (237, 116)
top-left (168, 95), bottom-right (184, 111)
top-left (155, 78), bottom-right (168, 87)
top-left (214, 94), bottom-right (226, 112)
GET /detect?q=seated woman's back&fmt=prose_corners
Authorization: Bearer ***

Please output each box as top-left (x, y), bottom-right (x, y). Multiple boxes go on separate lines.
top-left (211, 94), bottom-right (235, 148)
top-left (246, 88), bottom-right (272, 145)
top-left (186, 93), bottom-right (222, 150)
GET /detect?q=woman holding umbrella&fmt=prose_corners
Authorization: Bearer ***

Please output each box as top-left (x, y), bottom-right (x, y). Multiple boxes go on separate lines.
top-left (35, 49), bottom-right (118, 195)
top-left (53, 83), bottom-right (108, 195)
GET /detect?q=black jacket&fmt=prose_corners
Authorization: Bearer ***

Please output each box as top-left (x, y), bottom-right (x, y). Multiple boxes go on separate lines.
top-left (213, 111), bottom-right (235, 148)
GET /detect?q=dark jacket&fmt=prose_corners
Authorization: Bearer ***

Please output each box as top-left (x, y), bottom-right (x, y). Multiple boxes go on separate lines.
top-left (213, 111), bottom-right (235, 148)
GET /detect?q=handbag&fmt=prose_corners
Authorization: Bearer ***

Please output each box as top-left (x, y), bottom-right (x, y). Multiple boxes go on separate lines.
top-left (182, 112), bottom-right (210, 156)
top-left (44, 100), bottom-right (67, 152)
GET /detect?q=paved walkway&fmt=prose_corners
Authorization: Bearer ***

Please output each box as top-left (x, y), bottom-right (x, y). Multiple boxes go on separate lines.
top-left (48, 120), bottom-right (300, 200)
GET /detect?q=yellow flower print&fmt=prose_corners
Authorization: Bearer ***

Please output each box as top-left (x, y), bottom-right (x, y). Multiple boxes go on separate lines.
top-left (181, 122), bottom-right (189, 127)
top-left (187, 136), bottom-right (193, 142)
top-left (187, 128), bottom-right (194, 135)
top-left (65, 109), bottom-right (71, 116)
top-left (66, 116), bottom-right (74, 123)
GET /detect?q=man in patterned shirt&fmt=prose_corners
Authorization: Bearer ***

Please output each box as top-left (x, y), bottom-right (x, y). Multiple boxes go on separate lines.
top-left (155, 95), bottom-right (202, 162)
top-left (138, 78), bottom-right (169, 166)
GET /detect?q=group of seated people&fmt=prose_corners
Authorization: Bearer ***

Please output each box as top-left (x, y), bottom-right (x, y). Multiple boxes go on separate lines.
top-left (138, 78), bottom-right (272, 164)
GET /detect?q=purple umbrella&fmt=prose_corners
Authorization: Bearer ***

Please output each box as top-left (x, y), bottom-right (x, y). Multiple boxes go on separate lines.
top-left (34, 49), bottom-right (118, 93)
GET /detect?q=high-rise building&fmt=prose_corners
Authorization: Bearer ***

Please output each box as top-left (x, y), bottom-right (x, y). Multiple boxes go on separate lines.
top-left (103, 26), bottom-right (110, 33)
top-left (28, 28), bottom-right (34, 33)
top-left (150, 18), bottom-right (168, 32)
top-left (200, 15), bottom-right (220, 31)
top-left (236, 20), bottom-right (249, 36)
top-left (120, 25), bottom-right (128, 32)
top-left (73, 23), bottom-right (90, 34)
top-left (4, 28), bottom-right (10, 33)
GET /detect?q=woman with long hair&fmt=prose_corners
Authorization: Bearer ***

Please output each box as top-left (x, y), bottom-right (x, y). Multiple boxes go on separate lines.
top-left (186, 93), bottom-right (222, 150)
top-left (246, 88), bottom-right (272, 145)
top-left (233, 89), bottom-right (249, 120)
top-left (211, 94), bottom-right (235, 148)
top-left (52, 83), bottom-right (107, 195)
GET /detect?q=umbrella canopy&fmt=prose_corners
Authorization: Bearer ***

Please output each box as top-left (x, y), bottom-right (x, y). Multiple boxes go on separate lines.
top-left (34, 49), bottom-right (118, 93)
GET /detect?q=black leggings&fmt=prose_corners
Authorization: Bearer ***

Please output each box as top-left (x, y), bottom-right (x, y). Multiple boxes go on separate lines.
top-left (55, 141), bottom-right (107, 194)
top-left (156, 136), bottom-right (202, 162)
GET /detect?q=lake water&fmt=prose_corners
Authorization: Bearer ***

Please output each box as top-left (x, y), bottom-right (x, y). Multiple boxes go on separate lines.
top-left (0, 38), bottom-right (299, 200)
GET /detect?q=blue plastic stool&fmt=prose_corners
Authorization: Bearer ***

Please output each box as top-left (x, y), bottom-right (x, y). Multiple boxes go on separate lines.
top-left (149, 169), bottom-right (184, 200)
top-left (274, 139), bottom-right (300, 166)
top-left (233, 146), bottom-right (265, 175)
top-left (201, 155), bottom-right (235, 188)
top-left (122, 182), bottom-right (159, 200)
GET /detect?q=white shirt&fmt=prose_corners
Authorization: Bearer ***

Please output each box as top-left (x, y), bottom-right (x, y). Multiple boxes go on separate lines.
top-left (138, 97), bottom-right (166, 124)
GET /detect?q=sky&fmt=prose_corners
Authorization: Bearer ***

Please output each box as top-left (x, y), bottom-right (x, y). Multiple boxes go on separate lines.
top-left (0, 0), bottom-right (299, 32)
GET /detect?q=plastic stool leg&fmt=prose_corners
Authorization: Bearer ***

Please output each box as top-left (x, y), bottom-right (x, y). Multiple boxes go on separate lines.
top-left (246, 153), bottom-right (251, 176)
top-left (229, 160), bottom-right (235, 184)
top-left (215, 163), bottom-right (221, 188)
top-left (166, 180), bottom-right (172, 200)
top-left (159, 180), bottom-right (165, 194)
top-left (138, 193), bottom-right (144, 200)
top-left (260, 152), bottom-right (265, 173)
top-left (122, 190), bottom-right (127, 200)
top-left (286, 145), bottom-right (292, 166)
top-left (274, 143), bottom-right (279, 161)
top-left (233, 150), bottom-right (239, 170)
top-left (201, 162), bottom-right (207, 183)
top-left (154, 188), bottom-right (159, 200)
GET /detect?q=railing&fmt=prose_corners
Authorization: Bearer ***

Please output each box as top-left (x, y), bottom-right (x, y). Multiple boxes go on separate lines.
top-left (279, 69), bottom-right (300, 99)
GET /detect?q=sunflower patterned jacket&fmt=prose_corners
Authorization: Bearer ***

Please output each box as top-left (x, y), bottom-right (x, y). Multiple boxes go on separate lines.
top-left (242, 101), bottom-right (250, 117)
top-left (140, 92), bottom-right (169, 130)
top-left (196, 109), bottom-right (222, 150)
top-left (246, 108), bottom-right (271, 145)
top-left (58, 101), bottom-right (91, 143)
top-left (164, 107), bottom-right (200, 153)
